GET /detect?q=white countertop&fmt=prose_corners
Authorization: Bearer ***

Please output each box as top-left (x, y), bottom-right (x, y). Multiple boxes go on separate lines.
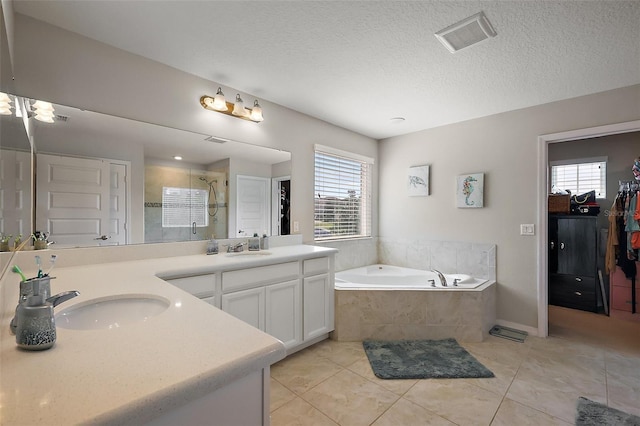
top-left (0, 244), bottom-right (336, 425)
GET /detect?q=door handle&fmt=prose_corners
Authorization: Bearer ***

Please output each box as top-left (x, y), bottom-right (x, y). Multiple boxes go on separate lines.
top-left (560, 242), bottom-right (565, 250)
top-left (94, 235), bottom-right (109, 240)
top-left (192, 222), bottom-right (196, 235)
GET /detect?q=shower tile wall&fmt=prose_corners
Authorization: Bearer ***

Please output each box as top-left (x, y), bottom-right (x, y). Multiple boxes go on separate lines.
top-left (378, 238), bottom-right (496, 281)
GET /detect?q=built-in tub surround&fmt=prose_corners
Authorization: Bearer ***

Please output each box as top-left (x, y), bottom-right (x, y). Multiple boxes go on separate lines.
top-left (378, 238), bottom-right (496, 281)
top-left (317, 238), bottom-right (378, 272)
top-left (332, 264), bottom-right (496, 343)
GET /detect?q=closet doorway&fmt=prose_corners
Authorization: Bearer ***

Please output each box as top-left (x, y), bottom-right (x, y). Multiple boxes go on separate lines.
top-left (537, 120), bottom-right (640, 337)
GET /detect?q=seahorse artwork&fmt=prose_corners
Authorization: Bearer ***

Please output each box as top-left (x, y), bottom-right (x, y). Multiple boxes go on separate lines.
top-left (462, 175), bottom-right (478, 206)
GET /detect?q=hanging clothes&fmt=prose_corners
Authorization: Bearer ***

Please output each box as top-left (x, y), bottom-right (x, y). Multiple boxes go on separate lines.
top-left (605, 197), bottom-right (620, 274)
top-left (617, 191), bottom-right (637, 279)
top-left (632, 190), bottom-right (640, 250)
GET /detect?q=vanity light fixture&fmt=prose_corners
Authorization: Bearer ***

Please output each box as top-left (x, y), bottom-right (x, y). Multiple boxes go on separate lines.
top-left (32, 100), bottom-right (55, 123)
top-left (173, 156), bottom-right (183, 160)
top-left (200, 89), bottom-right (264, 123)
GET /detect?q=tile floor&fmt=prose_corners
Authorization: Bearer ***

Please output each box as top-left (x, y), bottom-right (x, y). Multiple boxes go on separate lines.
top-left (269, 306), bottom-right (640, 425)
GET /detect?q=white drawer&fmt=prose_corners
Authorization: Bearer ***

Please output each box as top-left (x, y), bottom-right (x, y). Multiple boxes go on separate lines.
top-left (166, 274), bottom-right (216, 298)
top-left (303, 257), bottom-right (329, 276)
top-left (222, 262), bottom-right (299, 293)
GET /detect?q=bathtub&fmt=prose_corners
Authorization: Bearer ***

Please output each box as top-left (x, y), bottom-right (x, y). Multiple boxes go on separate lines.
top-left (332, 264), bottom-right (496, 343)
top-left (335, 264), bottom-right (487, 290)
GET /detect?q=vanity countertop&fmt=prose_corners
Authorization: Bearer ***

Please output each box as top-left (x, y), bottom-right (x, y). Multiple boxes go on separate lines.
top-left (0, 244), bottom-right (337, 425)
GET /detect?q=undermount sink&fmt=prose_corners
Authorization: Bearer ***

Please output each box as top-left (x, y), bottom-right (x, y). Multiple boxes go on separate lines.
top-left (55, 294), bottom-right (170, 330)
top-left (226, 250), bottom-right (272, 257)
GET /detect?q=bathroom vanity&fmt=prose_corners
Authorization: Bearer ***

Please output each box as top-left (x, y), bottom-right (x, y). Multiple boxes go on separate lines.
top-left (163, 249), bottom-right (335, 354)
top-left (0, 244), bottom-right (336, 425)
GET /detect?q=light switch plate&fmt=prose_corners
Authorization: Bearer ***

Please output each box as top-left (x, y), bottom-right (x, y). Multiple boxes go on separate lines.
top-left (520, 224), bottom-right (535, 236)
top-left (293, 221), bottom-right (300, 233)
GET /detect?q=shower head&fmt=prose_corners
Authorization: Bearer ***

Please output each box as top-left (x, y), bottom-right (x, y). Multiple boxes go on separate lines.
top-left (199, 176), bottom-right (218, 186)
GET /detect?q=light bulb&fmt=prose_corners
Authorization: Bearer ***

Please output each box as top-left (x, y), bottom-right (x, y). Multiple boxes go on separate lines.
top-left (0, 92), bottom-right (11, 103)
top-left (212, 87), bottom-right (227, 111)
top-left (232, 94), bottom-right (246, 117)
top-left (32, 100), bottom-right (54, 111)
top-left (35, 114), bottom-right (55, 123)
top-left (250, 100), bottom-right (264, 122)
top-left (0, 107), bottom-right (11, 115)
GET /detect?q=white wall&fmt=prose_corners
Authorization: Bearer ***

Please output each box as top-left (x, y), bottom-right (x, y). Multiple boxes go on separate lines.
top-left (9, 14), bottom-right (378, 244)
top-left (379, 85), bottom-right (640, 328)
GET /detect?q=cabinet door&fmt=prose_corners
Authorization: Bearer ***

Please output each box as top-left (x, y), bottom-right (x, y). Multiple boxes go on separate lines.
top-left (303, 274), bottom-right (333, 340)
top-left (557, 218), bottom-right (596, 276)
top-left (265, 279), bottom-right (302, 349)
top-left (222, 287), bottom-right (265, 331)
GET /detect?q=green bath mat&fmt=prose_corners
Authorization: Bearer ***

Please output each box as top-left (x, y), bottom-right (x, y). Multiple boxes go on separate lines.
top-left (576, 397), bottom-right (640, 425)
top-left (362, 338), bottom-right (494, 379)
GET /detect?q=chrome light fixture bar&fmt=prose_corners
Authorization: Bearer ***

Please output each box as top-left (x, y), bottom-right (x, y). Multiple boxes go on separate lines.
top-left (200, 87), bottom-right (264, 123)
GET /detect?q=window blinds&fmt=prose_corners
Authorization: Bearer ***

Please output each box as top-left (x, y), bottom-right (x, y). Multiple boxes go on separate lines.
top-left (551, 161), bottom-right (606, 198)
top-left (314, 146), bottom-right (372, 240)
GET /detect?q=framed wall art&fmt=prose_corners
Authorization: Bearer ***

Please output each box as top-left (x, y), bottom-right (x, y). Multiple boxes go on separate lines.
top-left (456, 173), bottom-right (484, 208)
top-left (408, 165), bottom-right (430, 196)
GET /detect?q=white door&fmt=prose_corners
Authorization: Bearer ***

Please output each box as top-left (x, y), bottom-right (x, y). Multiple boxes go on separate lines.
top-left (236, 175), bottom-right (270, 237)
top-left (36, 153), bottom-right (112, 247)
top-left (222, 287), bottom-right (265, 331)
top-left (0, 149), bottom-right (32, 237)
top-left (303, 274), bottom-right (333, 340)
top-left (265, 279), bottom-right (302, 349)
top-left (108, 163), bottom-right (127, 245)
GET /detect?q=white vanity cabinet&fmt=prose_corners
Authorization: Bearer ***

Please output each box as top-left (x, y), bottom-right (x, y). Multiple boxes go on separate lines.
top-left (221, 255), bottom-right (334, 354)
top-left (265, 279), bottom-right (302, 349)
top-left (302, 257), bottom-right (333, 340)
top-left (221, 261), bottom-right (303, 350)
top-left (221, 286), bottom-right (266, 331)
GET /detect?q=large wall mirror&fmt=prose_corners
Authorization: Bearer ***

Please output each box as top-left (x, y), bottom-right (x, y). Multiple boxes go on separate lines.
top-left (0, 97), bottom-right (32, 248)
top-left (0, 94), bottom-right (292, 249)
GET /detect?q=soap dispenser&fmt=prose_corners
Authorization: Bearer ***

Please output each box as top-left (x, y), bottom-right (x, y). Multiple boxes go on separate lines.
top-left (14, 280), bottom-right (79, 351)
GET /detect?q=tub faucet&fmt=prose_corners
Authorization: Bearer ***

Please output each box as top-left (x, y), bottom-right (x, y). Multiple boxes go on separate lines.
top-left (431, 269), bottom-right (447, 287)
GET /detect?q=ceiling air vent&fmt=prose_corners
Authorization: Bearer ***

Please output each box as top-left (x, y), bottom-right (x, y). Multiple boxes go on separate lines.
top-left (204, 136), bottom-right (229, 144)
top-left (435, 11), bottom-right (496, 53)
top-left (54, 114), bottom-right (70, 122)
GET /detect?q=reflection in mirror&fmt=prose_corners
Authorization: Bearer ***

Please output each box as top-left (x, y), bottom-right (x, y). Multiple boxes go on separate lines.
top-left (0, 95), bottom-right (32, 250)
top-left (24, 100), bottom-right (290, 248)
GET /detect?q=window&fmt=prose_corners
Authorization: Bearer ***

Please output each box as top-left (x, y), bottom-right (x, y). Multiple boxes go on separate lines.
top-left (314, 145), bottom-right (373, 241)
top-left (550, 158), bottom-right (607, 198)
top-left (162, 187), bottom-right (208, 228)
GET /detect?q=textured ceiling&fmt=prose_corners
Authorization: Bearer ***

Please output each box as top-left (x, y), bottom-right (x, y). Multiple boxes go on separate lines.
top-left (13, 1), bottom-right (640, 139)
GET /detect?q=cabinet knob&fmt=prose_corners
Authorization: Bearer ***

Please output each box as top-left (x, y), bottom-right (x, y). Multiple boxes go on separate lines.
top-left (574, 291), bottom-right (582, 296)
top-left (575, 277), bottom-right (582, 282)
top-left (560, 242), bottom-right (565, 250)
top-left (550, 241), bottom-right (555, 250)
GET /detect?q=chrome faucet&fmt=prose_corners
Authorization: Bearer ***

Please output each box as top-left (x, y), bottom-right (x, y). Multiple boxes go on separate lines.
top-left (227, 242), bottom-right (246, 253)
top-left (431, 269), bottom-right (447, 287)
